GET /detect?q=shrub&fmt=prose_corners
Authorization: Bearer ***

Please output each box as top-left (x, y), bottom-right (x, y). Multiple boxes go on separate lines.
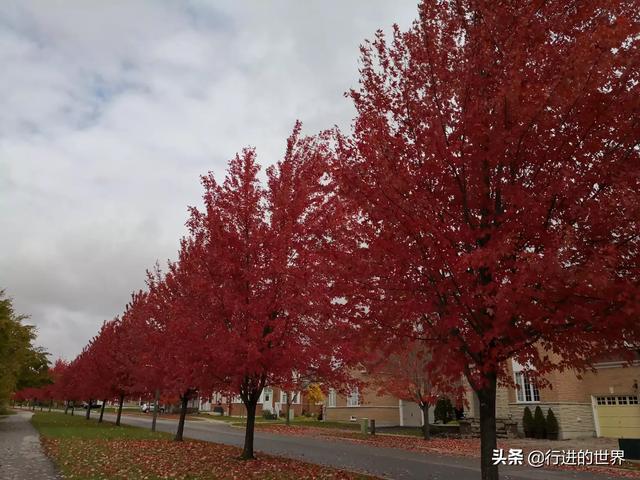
top-left (434, 397), bottom-right (455, 424)
top-left (533, 406), bottom-right (547, 439)
top-left (262, 410), bottom-right (278, 420)
top-left (546, 408), bottom-right (559, 440)
top-left (522, 407), bottom-right (534, 437)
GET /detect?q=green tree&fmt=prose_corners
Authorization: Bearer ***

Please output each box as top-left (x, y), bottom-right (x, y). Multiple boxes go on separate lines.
top-left (0, 291), bottom-right (50, 412)
top-left (522, 407), bottom-right (534, 438)
top-left (533, 406), bottom-right (547, 439)
top-left (546, 408), bottom-right (559, 440)
top-left (434, 397), bottom-right (455, 424)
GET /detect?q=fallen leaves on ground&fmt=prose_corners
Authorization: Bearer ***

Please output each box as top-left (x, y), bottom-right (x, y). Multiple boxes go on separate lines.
top-left (256, 425), bottom-right (640, 478)
top-left (41, 437), bottom-right (375, 480)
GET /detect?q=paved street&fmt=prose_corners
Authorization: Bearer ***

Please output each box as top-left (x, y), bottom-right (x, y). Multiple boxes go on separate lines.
top-left (100, 412), bottom-right (618, 480)
top-left (0, 411), bottom-right (59, 480)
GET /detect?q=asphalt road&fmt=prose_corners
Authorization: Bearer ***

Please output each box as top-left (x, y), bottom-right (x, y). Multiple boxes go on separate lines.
top-left (97, 412), bottom-right (617, 480)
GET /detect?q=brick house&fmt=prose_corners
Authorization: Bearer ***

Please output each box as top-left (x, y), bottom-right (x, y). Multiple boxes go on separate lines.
top-left (325, 354), bottom-right (640, 439)
top-left (324, 382), bottom-right (435, 427)
top-left (199, 387), bottom-right (322, 419)
top-left (463, 354), bottom-right (640, 439)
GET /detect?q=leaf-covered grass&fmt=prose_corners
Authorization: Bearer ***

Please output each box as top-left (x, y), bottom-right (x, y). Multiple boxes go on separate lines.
top-left (100, 407), bottom-right (205, 421)
top-left (32, 411), bottom-right (172, 440)
top-left (33, 412), bottom-right (377, 480)
top-left (212, 415), bottom-right (360, 431)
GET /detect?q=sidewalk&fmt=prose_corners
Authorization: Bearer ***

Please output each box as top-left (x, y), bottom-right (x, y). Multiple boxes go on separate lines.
top-left (0, 411), bottom-right (59, 480)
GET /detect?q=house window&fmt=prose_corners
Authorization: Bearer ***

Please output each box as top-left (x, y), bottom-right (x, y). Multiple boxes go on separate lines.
top-left (515, 372), bottom-right (540, 402)
top-left (328, 389), bottom-right (337, 408)
top-left (280, 391), bottom-right (300, 404)
top-left (596, 395), bottom-right (638, 405)
top-left (260, 388), bottom-right (272, 404)
top-left (347, 387), bottom-right (360, 407)
top-left (512, 360), bottom-right (541, 403)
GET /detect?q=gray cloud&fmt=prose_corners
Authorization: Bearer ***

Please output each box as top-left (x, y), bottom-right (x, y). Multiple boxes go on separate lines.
top-left (0, 0), bottom-right (418, 361)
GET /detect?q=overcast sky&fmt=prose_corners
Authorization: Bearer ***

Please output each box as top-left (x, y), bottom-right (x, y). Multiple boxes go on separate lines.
top-left (0, 1), bottom-right (418, 361)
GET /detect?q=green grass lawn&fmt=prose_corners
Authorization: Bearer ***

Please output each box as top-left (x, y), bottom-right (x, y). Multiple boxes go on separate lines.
top-left (376, 426), bottom-right (424, 437)
top-left (101, 406), bottom-right (141, 414)
top-left (210, 414), bottom-right (361, 431)
top-left (32, 411), bottom-right (171, 440)
top-left (31, 412), bottom-right (376, 479)
top-left (208, 415), bottom-right (280, 425)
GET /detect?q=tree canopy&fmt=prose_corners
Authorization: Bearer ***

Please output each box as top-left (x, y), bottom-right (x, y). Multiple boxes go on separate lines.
top-left (0, 291), bottom-right (49, 411)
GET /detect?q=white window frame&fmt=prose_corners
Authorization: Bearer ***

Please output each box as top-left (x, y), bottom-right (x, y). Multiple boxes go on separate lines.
top-left (512, 360), bottom-right (540, 403)
top-left (347, 387), bottom-right (360, 407)
top-left (260, 388), bottom-right (272, 404)
top-left (328, 388), bottom-right (337, 408)
top-left (280, 391), bottom-right (300, 405)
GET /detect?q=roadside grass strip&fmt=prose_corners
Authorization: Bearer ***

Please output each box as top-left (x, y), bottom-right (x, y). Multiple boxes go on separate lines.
top-left (32, 412), bottom-right (377, 480)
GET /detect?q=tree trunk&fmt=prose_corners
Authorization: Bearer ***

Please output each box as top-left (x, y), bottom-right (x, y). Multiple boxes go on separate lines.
top-left (48, 400), bottom-right (52, 412)
top-left (115, 394), bottom-right (124, 426)
top-left (64, 402), bottom-right (69, 415)
top-left (152, 389), bottom-right (160, 433)
top-left (286, 394), bottom-right (292, 426)
top-left (32, 399), bottom-right (36, 411)
top-left (85, 399), bottom-right (92, 420)
top-left (98, 399), bottom-right (106, 423)
top-left (71, 401), bottom-right (75, 416)
top-left (241, 399), bottom-right (258, 459)
top-left (477, 373), bottom-right (499, 480)
top-left (420, 403), bottom-right (431, 440)
top-left (174, 392), bottom-right (189, 441)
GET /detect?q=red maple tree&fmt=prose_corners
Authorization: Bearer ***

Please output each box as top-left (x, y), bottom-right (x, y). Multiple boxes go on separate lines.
top-left (126, 285), bottom-right (174, 433)
top-left (367, 340), bottom-right (463, 440)
top-left (145, 255), bottom-right (215, 441)
top-left (185, 124), bottom-right (347, 458)
top-left (333, 2), bottom-right (640, 479)
top-left (47, 358), bottom-right (69, 410)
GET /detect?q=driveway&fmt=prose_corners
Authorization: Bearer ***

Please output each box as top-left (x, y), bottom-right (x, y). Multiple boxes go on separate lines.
top-left (101, 412), bottom-right (619, 480)
top-left (0, 411), bottom-right (59, 480)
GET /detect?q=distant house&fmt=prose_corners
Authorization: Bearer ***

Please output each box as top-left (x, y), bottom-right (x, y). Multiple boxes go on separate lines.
top-left (199, 387), bottom-right (322, 419)
top-left (326, 353), bottom-right (640, 439)
top-left (324, 383), bottom-right (435, 427)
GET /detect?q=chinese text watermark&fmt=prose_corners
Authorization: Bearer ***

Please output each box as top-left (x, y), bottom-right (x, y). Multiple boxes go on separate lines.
top-left (492, 448), bottom-right (625, 468)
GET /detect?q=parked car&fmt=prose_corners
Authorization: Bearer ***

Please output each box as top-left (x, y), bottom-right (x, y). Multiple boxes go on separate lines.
top-left (81, 401), bottom-right (101, 409)
top-left (141, 403), bottom-right (165, 414)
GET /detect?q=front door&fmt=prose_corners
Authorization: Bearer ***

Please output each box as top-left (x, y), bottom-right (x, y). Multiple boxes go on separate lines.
top-left (262, 388), bottom-right (273, 413)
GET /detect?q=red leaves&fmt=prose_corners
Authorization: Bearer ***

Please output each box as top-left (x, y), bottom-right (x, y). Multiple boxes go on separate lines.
top-left (179, 125), bottom-right (347, 400)
top-left (41, 437), bottom-right (372, 479)
top-left (334, 0), bottom-right (640, 389)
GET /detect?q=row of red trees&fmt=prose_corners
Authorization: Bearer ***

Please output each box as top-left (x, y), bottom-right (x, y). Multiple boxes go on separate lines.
top-left (15, 2), bottom-right (640, 479)
top-left (17, 125), bottom-right (356, 459)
